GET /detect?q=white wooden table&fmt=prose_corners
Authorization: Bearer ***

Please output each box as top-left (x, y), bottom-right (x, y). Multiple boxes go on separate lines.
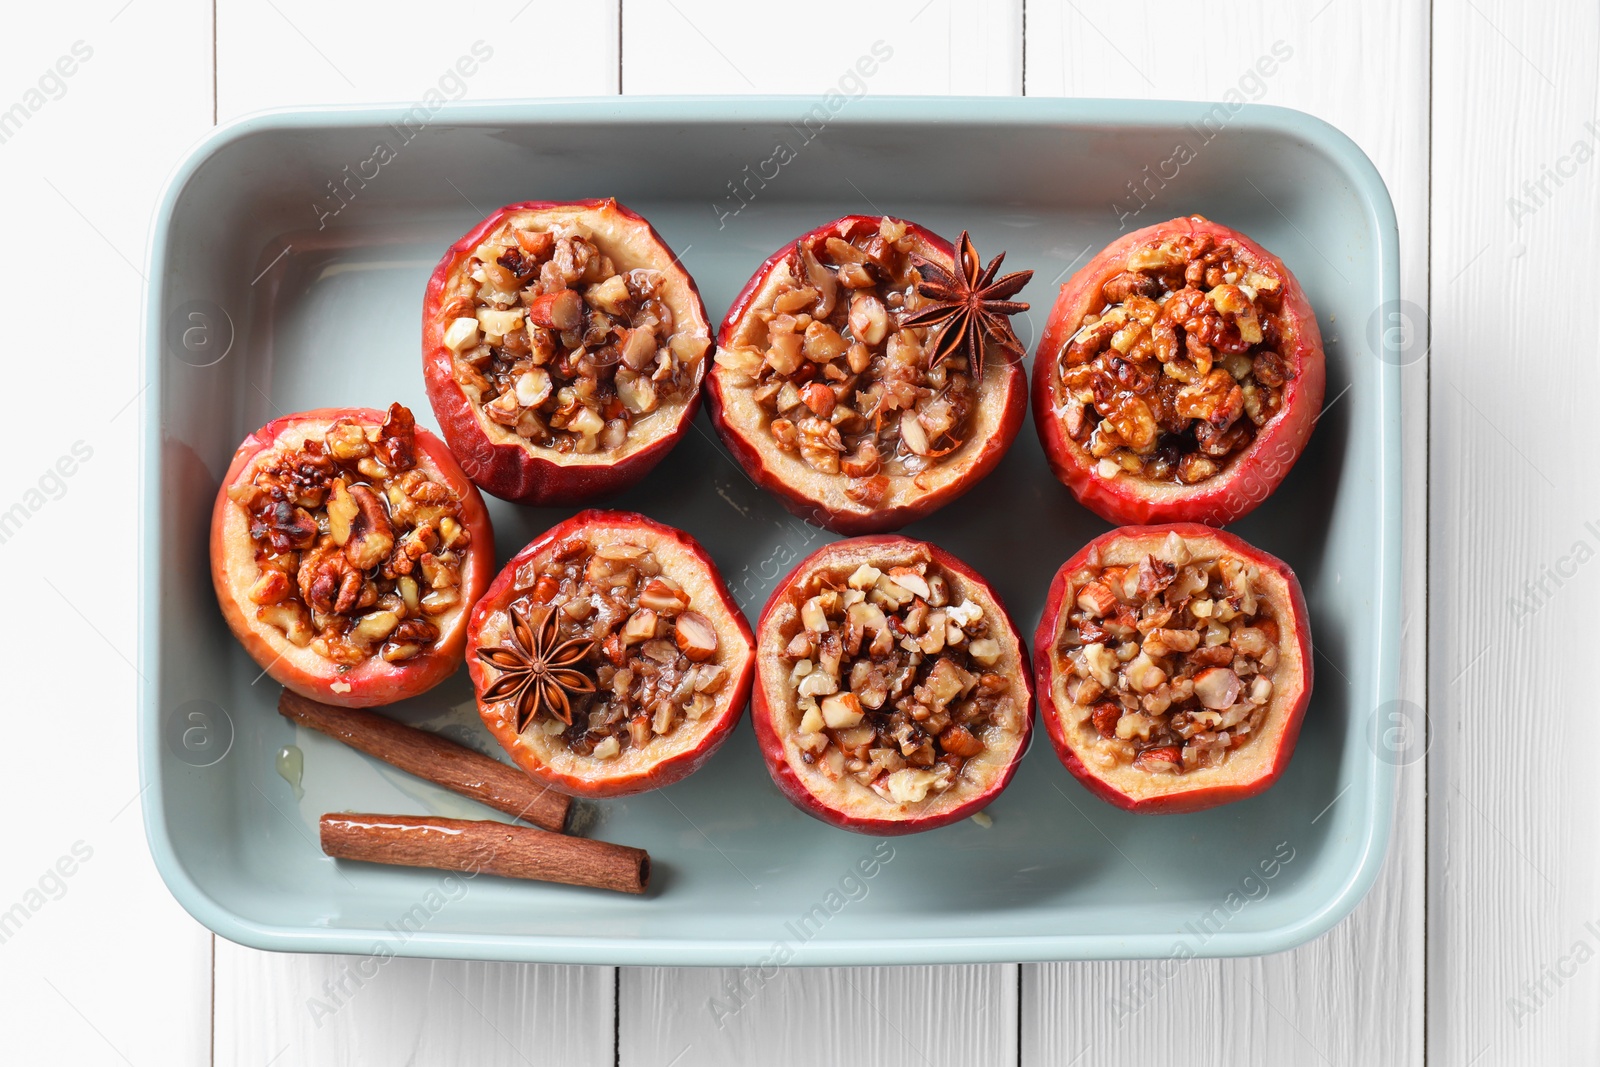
top-left (6, 0), bottom-right (1573, 1061)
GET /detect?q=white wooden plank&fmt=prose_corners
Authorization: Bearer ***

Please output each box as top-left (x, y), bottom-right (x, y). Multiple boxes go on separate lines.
top-left (1430, 1), bottom-right (1600, 1063)
top-left (621, 965), bottom-right (1018, 1066)
top-left (621, 0), bottom-right (1020, 96)
top-left (216, 0), bottom-right (620, 122)
top-left (0, 1), bottom-right (215, 1065)
top-left (214, 940), bottom-right (615, 1067)
top-left (209, 5), bottom-right (623, 1064)
top-left (1020, 2), bottom-right (1429, 1064)
top-left (615, 5), bottom-right (1022, 1065)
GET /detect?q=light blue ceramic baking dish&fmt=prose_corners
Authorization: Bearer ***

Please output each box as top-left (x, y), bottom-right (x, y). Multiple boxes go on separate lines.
top-left (139, 97), bottom-right (1399, 966)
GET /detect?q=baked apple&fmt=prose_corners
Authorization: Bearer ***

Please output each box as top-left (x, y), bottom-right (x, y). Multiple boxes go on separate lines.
top-left (211, 404), bottom-right (494, 707)
top-left (708, 216), bottom-right (1030, 533)
top-left (1032, 216), bottom-right (1325, 525)
top-left (422, 199), bottom-right (713, 505)
top-left (466, 510), bottom-right (754, 798)
top-left (752, 536), bottom-right (1033, 835)
top-left (1034, 524), bottom-right (1312, 813)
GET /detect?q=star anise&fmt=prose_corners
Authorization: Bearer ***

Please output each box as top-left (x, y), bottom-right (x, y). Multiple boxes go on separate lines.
top-left (476, 605), bottom-right (595, 732)
top-left (901, 230), bottom-right (1033, 380)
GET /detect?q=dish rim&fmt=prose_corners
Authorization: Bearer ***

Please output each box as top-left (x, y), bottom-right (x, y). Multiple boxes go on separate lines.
top-left (138, 95), bottom-right (1400, 965)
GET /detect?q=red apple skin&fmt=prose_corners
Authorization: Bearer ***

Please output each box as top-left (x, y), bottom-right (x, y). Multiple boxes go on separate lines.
top-left (1032, 216), bottom-right (1326, 526)
top-left (210, 407), bottom-right (495, 709)
top-left (751, 535), bottom-right (1035, 835)
top-left (466, 510), bottom-right (755, 799)
top-left (707, 215), bottom-right (1028, 535)
top-left (1034, 524), bottom-right (1313, 814)
top-left (422, 199), bottom-right (712, 506)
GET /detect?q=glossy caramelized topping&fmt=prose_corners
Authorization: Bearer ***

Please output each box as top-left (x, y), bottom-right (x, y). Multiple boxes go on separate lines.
top-left (1052, 230), bottom-right (1292, 485)
top-left (228, 404), bottom-right (469, 666)
top-left (479, 537), bottom-right (730, 758)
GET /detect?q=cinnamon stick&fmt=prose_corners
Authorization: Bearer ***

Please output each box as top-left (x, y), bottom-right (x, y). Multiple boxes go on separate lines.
top-left (320, 813), bottom-right (649, 895)
top-left (279, 690), bottom-right (570, 832)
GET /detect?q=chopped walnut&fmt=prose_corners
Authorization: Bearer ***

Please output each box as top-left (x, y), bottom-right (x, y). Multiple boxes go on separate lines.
top-left (1053, 231), bottom-right (1291, 484)
top-left (714, 217), bottom-right (977, 495)
top-left (440, 215), bottom-right (707, 455)
top-left (490, 538), bottom-right (728, 758)
top-left (1056, 532), bottom-right (1279, 774)
top-left (779, 556), bottom-right (1019, 803)
top-left (230, 404), bottom-right (464, 665)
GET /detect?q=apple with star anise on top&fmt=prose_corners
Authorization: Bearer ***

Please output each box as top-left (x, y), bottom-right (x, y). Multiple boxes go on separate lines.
top-left (707, 215), bottom-right (1032, 534)
top-left (466, 510), bottom-right (755, 798)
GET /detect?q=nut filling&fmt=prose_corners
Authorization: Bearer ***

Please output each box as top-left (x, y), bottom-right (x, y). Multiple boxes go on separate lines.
top-left (1052, 231), bottom-right (1293, 485)
top-left (483, 538), bottom-right (729, 759)
top-left (715, 218), bottom-right (976, 509)
top-left (779, 559), bottom-right (1023, 805)
top-left (227, 404), bottom-right (469, 666)
top-left (1056, 533), bottom-right (1278, 774)
top-left (440, 217), bottom-right (706, 454)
